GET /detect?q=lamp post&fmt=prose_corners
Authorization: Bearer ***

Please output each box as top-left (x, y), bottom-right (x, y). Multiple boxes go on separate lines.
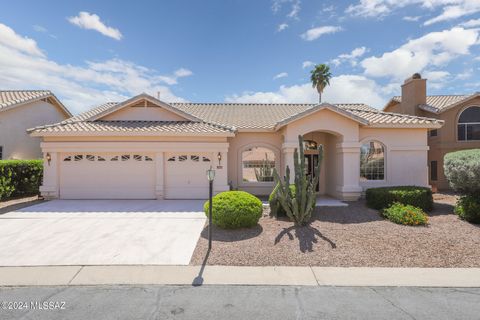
top-left (206, 166), bottom-right (215, 250)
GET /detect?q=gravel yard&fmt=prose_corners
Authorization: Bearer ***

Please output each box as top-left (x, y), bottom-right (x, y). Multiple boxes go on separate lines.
top-left (190, 193), bottom-right (480, 267)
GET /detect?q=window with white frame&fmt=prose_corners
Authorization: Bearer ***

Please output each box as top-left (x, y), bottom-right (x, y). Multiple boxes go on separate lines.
top-left (360, 141), bottom-right (385, 181)
top-left (0, 146), bottom-right (3, 160)
top-left (241, 146), bottom-right (275, 183)
top-left (458, 106), bottom-right (480, 141)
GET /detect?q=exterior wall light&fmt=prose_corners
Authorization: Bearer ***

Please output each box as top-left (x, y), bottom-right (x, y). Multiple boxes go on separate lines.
top-left (46, 153), bottom-right (52, 166)
top-left (217, 152), bottom-right (222, 166)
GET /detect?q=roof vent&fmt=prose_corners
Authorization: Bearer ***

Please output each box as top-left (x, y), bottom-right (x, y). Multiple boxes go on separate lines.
top-left (412, 73), bottom-right (422, 79)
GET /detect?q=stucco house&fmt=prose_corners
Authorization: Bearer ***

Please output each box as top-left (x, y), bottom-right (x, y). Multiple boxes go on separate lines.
top-left (384, 73), bottom-right (480, 190)
top-left (29, 93), bottom-right (443, 200)
top-left (0, 90), bottom-right (72, 160)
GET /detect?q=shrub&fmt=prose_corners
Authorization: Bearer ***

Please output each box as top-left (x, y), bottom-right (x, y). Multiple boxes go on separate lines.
top-left (204, 191), bottom-right (263, 229)
top-left (269, 184), bottom-right (295, 218)
top-left (0, 160), bottom-right (43, 200)
top-left (444, 149), bottom-right (480, 196)
top-left (366, 186), bottom-right (433, 212)
top-left (382, 203), bottom-right (429, 226)
top-left (454, 195), bottom-right (480, 224)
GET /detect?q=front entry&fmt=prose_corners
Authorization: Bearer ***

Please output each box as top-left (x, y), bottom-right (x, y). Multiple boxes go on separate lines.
top-left (304, 154), bottom-right (320, 192)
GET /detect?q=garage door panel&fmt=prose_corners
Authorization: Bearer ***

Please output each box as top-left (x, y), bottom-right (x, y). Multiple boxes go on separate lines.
top-left (60, 153), bottom-right (155, 199)
top-left (165, 153), bottom-right (212, 199)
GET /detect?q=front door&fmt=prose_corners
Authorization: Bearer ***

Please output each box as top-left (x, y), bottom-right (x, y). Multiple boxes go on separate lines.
top-left (304, 154), bottom-right (319, 192)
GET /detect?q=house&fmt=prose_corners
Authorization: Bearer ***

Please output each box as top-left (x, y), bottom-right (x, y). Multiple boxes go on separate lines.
top-left (383, 73), bottom-right (480, 190)
top-left (0, 90), bottom-right (72, 160)
top-left (29, 93), bottom-right (443, 200)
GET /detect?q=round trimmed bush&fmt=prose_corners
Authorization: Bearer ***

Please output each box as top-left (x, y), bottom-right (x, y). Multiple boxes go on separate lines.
top-left (444, 149), bottom-right (480, 196)
top-left (204, 191), bottom-right (262, 229)
top-left (454, 195), bottom-right (480, 224)
top-left (382, 203), bottom-right (429, 226)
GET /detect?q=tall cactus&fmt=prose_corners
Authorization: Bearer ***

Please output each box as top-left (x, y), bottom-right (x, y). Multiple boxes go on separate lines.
top-left (273, 135), bottom-right (323, 226)
top-left (254, 153), bottom-right (274, 182)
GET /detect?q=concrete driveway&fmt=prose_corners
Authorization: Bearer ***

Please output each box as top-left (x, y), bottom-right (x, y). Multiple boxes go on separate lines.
top-left (0, 200), bottom-right (206, 266)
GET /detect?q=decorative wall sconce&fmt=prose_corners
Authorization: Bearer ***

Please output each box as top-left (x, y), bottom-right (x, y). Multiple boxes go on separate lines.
top-left (46, 153), bottom-right (52, 166)
top-left (217, 152), bottom-right (222, 166)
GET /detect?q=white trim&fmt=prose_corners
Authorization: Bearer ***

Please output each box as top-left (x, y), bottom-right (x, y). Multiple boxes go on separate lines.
top-left (359, 138), bottom-right (387, 183)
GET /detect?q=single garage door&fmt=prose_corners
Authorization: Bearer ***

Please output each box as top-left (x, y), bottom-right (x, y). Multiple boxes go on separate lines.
top-left (165, 153), bottom-right (212, 199)
top-left (59, 153), bottom-right (156, 199)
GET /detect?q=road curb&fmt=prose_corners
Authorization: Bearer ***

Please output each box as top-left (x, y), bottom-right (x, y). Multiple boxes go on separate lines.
top-left (0, 266), bottom-right (479, 287)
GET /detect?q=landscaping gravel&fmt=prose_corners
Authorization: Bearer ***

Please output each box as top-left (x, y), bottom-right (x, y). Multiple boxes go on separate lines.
top-left (190, 194), bottom-right (480, 267)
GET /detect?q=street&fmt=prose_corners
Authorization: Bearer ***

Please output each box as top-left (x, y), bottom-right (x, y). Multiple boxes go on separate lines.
top-left (0, 285), bottom-right (479, 319)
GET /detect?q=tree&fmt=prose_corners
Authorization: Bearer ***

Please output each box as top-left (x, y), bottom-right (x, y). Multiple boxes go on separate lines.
top-left (310, 64), bottom-right (332, 103)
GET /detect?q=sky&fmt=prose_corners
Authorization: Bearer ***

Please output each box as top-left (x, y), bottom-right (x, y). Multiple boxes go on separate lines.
top-left (0, 0), bottom-right (479, 113)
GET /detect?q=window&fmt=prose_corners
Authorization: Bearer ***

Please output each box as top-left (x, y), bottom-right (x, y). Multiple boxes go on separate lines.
top-left (86, 155), bottom-right (95, 161)
top-left (167, 156), bottom-right (175, 162)
top-left (178, 155), bottom-right (187, 162)
top-left (202, 156), bottom-right (210, 162)
top-left (121, 155), bottom-right (130, 161)
top-left (458, 106), bottom-right (480, 141)
top-left (191, 155), bottom-right (199, 162)
top-left (430, 129), bottom-right (438, 137)
top-left (145, 156), bottom-right (153, 161)
top-left (0, 146), bottom-right (2, 160)
top-left (74, 155), bottom-right (83, 161)
top-left (111, 156), bottom-right (119, 161)
top-left (430, 160), bottom-right (438, 181)
top-left (360, 141), bottom-right (385, 181)
top-left (133, 155), bottom-right (142, 161)
top-left (242, 146), bottom-right (276, 183)
top-left (63, 156), bottom-right (72, 162)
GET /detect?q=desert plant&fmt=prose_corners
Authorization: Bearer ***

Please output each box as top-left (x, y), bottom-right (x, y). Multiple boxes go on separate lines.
top-left (254, 153), bottom-right (274, 182)
top-left (272, 135), bottom-right (323, 226)
top-left (366, 186), bottom-right (433, 212)
top-left (269, 184), bottom-right (295, 218)
top-left (310, 64), bottom-right (332, 103)
top-left (444, 149), bottom-right (480, 197)
top-left (454, 195), bottom-right (480, 224)
top-left (382, 202), bottom-right (429, 226)
top-left (204, 191), bottom-right (262, 229)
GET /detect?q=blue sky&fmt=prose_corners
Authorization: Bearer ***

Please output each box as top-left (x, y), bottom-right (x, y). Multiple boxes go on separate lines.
top-left (0, 0), bottom-right (479, 113)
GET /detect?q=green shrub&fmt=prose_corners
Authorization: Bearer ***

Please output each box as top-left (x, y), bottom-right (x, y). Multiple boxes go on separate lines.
top-left (454, 195), bottom-right (480, 224)
top-left (0, 160), bottom-right (43, 200)
top-left (269, 184), bottom-right (295, 218)
top-left (444, 149), bottom-right (480, 196)
top-left (366, 186), bottom-right (433, 212)
top-left (204, 191), bottom-right (263, 229)
top-left (382, 203), bottom-right (429, 226)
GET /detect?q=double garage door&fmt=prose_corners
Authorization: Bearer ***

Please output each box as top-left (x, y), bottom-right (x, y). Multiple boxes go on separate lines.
top-left (59, 153), bottom-right (213, 199)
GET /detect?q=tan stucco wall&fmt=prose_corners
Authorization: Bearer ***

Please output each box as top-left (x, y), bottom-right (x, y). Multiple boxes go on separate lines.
top-left (102, 106), bottom-right (186, 121)
top-left (0, 101), bottom-right (68, 159)
top-left (359, 127), bottom-right (429, 190)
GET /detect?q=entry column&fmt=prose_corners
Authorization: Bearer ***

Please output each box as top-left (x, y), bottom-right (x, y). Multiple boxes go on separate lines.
top-left (336, 142), bottom-right (362, 201)
top-left (281, 142), bottom-right (297, 184)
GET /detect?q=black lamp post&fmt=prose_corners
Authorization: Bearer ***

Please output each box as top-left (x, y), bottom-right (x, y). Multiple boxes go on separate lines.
top-left (206, 166), bottom-right (215, 250)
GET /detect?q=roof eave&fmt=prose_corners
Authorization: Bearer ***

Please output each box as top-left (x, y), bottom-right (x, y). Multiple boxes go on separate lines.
top-left (433, 93), bottom-right (480, 114)
top-left (0, 92), bottom-right (72, 117)
top-left (29, 130), bottom-right (235, 137)
top-left (367, 122), bottom-right (444, 129)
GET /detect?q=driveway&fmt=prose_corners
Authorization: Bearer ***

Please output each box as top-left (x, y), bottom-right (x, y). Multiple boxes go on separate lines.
top-left (0, 200), bottom-right (206, 266)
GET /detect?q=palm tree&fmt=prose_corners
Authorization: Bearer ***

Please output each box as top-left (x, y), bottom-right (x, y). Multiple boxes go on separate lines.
top-left (310, 64), bottom-right (332, 103)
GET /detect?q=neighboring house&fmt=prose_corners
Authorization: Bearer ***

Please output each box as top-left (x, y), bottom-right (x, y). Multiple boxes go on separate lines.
top-left (29, 93), bottom-right (442, 200)
top-left (383, 73), bottom-right (480, 190)
top-left (0, 90), bottom-right (72, 160)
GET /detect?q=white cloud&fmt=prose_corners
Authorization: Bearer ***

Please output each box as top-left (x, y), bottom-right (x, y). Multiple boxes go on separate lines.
top-left (302, 61), bottom-right (315, 69)
top-left (347, 0), bottom-right (480, 26)
top-left (0, 23), bottom-right (188, 113)
top-left (277, 23), bottom-right (289, 32)
top-left (331, 46), bottom-right (368, 66)
top-left (423, 70), bottom-right (450, 81)
top-left (33, 25), bottom-right (47, 33)
top-left (455, 68), bottom-right (473, 80)
top-left (403, 16), bottom-right (421, 21)
top-left (273, 72), bottom-right (288, 80)
top-left (461, 18), bottom-right (480, 27)
top-left (300, 26), bottom-right (342, 41)
top-left (361, 27), bottom-right (479, 80)
top-left (0, 24), bottom-right (45, 57)
top-left (226, 74), bottom-right (386, 108)
top-left (287, 0), bottom-right (301, 19)
top-left (68, 11), bottom-right (123, 40)
top-left (272, 0), bottom-right (301, 19)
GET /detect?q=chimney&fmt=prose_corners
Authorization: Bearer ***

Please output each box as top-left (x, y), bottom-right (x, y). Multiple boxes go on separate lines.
top-left (400, 73), bottom-right (426, 116)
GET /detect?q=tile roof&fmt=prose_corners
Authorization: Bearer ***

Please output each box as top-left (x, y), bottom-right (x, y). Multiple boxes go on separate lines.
top-left (29, 96), bottom-right (443, 135)
top-left (391, 95), bottom-right (473, 113)
top-left (30, 120), bottom-right (234, 135)
top-left (0, 90), bottom-right (72, 116)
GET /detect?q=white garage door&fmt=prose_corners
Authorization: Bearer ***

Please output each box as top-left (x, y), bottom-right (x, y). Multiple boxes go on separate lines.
top-left (59, 153), bottom-right (156, 199)
top-left (165, 153), bottom-right (212, 199)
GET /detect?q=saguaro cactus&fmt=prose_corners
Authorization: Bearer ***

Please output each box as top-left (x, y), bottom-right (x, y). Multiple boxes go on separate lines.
top-left (273, 135), bottom-right (323, 226)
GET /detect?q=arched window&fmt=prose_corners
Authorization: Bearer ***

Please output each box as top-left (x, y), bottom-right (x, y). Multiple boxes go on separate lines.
top-left (242, 146), bottom-right (276, 183)
top-left (458, 106), bottom-right (480, 141)
top-left (360, 141), bottom-right (385, 181)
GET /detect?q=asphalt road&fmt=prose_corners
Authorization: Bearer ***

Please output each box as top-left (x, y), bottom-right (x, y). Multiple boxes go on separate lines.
top-left (0, 285), bottom-right (479, 320)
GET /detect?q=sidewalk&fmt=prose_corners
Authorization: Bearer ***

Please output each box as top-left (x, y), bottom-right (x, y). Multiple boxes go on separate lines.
top-left (1, 266), bottom-right (480, 287)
